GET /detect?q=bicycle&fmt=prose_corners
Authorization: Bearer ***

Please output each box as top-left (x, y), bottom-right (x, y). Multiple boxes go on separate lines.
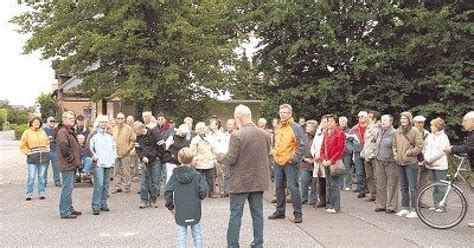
top-left (416, 155), bottom-right (469, 229)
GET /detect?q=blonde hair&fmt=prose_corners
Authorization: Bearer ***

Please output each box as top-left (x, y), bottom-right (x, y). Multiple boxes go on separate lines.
top-left (178, 147), bottom-right (195, 165)
top-left (430, 117), bottom-right (446, 131)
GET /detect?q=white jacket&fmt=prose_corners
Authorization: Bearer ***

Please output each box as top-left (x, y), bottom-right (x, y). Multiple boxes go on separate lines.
top-left (423, 130), bottom-right (450, 170)
top-left (90, 129), bottom-right (117, 168)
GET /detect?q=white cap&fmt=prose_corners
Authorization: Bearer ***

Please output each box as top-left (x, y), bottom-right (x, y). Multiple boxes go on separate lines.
top-left (358, 111), bottom-right (368, 117)
top-left (413, 116), bottom-right (426, 122)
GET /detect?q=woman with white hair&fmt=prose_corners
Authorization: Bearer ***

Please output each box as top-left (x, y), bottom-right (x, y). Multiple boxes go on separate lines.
top-left (163, 124), bottom-right (192, 183)
top-left (89, 115), bottom-right (117, 215)
top-left (190, 122), bottom-right (217, 198)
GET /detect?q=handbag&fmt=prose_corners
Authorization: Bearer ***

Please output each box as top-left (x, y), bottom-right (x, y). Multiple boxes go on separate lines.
top-left (329, 159), bottom-right (345, 177)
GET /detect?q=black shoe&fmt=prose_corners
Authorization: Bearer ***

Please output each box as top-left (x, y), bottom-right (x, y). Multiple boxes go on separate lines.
top-left (357, 193), bottom-right (366, 198)
top-left (55, 182), bottom-right (62, 187)
top-left (268, 212), bottom-right (285, 220)
top-left (100, 207), bottom-right (110, 212)
top-left (61, 214), bottom-right (77, 219)
top-left (375, 207), bottom-right (386, 212)
top-left (293, 215), bottom-right (303, 223)
top-left (92, 209), bottom-right (100, 215)
top-left (71, 210), bottom-right (82, 216)
top-left (112, 189), bottom-right (122, 194)
top-left (39, 196), bottom-right (46, 200)
top-left (385, 209), bottom-right (396, 214)
top-left (137, 191), bottom-right (141, 194)
top-left (271, 199), bottom-right (277, 203)
top-left (25, 197), bottom-right (32, 201)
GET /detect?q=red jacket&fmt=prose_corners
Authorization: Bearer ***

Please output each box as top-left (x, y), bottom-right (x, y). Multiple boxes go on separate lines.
top-left (320, 127), bottom-right (346, 164)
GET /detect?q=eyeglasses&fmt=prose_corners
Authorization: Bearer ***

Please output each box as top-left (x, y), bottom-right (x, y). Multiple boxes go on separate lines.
top-left (279, 111), bottom-right (291, 114)
top-left (116, 117), bottom-right (124, 119)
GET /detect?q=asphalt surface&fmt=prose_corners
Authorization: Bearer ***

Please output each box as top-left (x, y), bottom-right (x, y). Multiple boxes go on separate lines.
top-left (1, 130), bottom-right (473, 247)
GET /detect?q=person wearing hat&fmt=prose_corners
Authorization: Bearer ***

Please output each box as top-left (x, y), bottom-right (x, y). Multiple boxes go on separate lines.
top-left (43, 116), bottom-right (62, 187)
top-left (393, 111), bottom-right (424, 218)
top-left (413, 115), bottom-right (431, 208)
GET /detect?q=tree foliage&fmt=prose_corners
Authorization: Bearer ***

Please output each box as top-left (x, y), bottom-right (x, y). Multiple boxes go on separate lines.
top-left (37, 92), bottom-right (57, 119)
top-left (230, 0), bottom-right (473, 140)
top-left (12, 0), bottom-right (236, 120)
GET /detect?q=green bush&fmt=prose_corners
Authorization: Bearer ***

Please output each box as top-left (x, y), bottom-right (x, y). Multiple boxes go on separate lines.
top-left (14, 124), bottom-right (29, 140)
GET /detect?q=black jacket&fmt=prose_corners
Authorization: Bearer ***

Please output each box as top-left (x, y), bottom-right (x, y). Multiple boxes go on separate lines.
top-left (452, 130), bottom-right (474, 169)
top-left (135, 128), bottom-right (166, 164)
top-left (164, 166), bottom-right (209, 226)
top-left (163, 134), bottom-right (191, 164)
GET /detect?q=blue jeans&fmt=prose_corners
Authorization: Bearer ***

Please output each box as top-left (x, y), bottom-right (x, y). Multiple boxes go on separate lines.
top-left (45, 150), bottom-right (61, 184)
top-left (398, 164), bottom-right (418, 211)
top-left (177, 222), bottom-right (203, 248)
top-left (325, 168), bottom-right (343, 211)
top-left (140, 160), bottom-right (162, 204)
top-left (228, 192), bottom-right (264, 248)
top-left (59, 170), bottom-right (76, 217)
top-left (353, 152), bottom-right (366, 192)
top-left (92, 166), bottom-right (111, 210)
top-left (274, 163), bottom-right (302, 216)
top-left (429, 169), bottom-right (448, 207)
top-left (343, 155), bottom-right (353, 188)
top-left (82, 157), bottom-right (93, 173)
top-left (26, 163), bottom-right (46, 197)
top-left (300, 170), bottom-right (316, 204)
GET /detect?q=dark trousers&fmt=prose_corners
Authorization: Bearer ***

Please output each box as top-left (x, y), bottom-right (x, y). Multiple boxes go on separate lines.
top-left (227, 192), bottom-right (264, 248)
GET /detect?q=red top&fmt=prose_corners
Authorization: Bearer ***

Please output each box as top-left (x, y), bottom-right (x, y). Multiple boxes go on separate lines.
top-left (320, 127), bottom-right (346, 164)
top-left (352, 124), bottom-right (367, 145)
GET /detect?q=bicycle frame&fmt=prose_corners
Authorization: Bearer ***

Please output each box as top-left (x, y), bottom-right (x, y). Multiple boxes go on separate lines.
top-left (438, 156), bottom-right (465, 208)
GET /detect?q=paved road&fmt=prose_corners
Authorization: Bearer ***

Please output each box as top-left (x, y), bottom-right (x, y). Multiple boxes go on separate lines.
top-left (1, 130), bottom-right (473, 247)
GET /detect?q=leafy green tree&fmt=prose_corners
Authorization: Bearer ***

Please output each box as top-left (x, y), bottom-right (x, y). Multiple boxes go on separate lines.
top-left (231, 1), bottom-right (473, 140)
top-left (37, 92), bottom-right (56, 119)
top-left (12, 0), bottom-right (236, 121)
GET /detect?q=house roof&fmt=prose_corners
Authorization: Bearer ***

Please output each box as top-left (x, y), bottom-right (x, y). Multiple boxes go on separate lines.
top-left (52, 60), bottom-right (101, 96)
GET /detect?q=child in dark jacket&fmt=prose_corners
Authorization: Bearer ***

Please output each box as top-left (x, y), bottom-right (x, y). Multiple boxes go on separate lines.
top-left (165, 148), bottom-right (209, 248)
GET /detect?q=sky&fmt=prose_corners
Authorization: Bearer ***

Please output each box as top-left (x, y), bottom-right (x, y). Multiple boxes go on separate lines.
top-left (0, 0), bottom-right (54, 107)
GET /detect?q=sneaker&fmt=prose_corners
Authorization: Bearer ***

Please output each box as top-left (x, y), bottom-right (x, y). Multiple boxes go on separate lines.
top-left (327, 209), bottom-right (337, 214)
top-left (112, 189), bottom-right (122, 194)
top-left (325, 208), bottom-right (333, 212)
top-left (434, 208), bottom-right (445, 213)
top-left (54, 182), bottom-right (62, 187)
top-left (25, 196), bottom-right (32, 201)
top-left (343, 187), bottom-right (351, 191)
top-left (395, 209), bottom-right (410, 217)
top-left (139, 203), bottom-right (148, 209)
top-left (39, 196), bottom-right (46, 200)
top-left (271, 199), bottom-right (277, 203)
top-left (406, 211), bottom-right (418, 218)
top-left (357, 193), bottom-right (366, 198)
top-left (468, 223), bottom-right (474, 228)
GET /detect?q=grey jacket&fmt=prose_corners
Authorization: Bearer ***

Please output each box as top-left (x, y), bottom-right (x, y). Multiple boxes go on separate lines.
top-left (376, 126), bottom-right (396, 162)
top-left (217, 123), bottom-right (272, 194)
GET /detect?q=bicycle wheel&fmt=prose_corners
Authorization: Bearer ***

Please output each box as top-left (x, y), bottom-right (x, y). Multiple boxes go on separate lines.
top-left (416, 182), bottom-right (468, 229)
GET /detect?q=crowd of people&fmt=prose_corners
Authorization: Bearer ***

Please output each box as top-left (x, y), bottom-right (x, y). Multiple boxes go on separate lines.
top-left (18, 104), bottom-right (474, 247)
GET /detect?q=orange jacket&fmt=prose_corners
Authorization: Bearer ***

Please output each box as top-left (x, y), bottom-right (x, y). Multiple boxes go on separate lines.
top-left (273, 118), bottom-right (306, 166)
